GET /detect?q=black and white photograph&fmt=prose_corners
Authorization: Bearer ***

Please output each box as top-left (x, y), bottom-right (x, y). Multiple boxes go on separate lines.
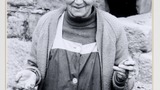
top-left (7, 0), bottom-right (152, 90)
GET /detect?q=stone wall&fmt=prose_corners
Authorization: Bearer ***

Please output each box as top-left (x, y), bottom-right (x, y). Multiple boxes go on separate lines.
top-left (136, 0), bottom-right (152, 14)
top-left (7, 0), bottom-right (152, 40)
top-left (119, 13), bottom-right (152, 89)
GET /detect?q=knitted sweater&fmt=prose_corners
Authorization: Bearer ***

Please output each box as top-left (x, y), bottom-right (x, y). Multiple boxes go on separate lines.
top-left (62, 8), bottom-right (96, 44)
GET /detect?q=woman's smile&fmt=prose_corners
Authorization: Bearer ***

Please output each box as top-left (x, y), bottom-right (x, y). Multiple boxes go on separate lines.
top-left (65, 0), bottom-right (95, 18)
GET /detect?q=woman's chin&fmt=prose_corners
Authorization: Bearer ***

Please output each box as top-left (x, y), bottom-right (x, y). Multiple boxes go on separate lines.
top-left (70, 13), bottom-right (85, 18)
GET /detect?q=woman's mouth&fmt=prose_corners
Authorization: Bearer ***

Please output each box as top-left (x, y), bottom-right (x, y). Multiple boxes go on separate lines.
top-left (73, 6), bottom-right (84, 9)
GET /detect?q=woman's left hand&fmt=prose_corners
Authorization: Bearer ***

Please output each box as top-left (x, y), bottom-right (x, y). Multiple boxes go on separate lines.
top-left (113, 58), bottom-right (136, 90)
top-left (113, 58), bottom-right (136, 79)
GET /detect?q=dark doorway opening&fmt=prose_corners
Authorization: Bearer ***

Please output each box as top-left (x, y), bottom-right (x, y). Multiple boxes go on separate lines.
top-left (107, 0), bottom-right (138, 17)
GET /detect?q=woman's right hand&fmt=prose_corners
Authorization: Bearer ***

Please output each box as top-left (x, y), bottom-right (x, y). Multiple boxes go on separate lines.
top-left (15, 70), bottom-right (37, 89)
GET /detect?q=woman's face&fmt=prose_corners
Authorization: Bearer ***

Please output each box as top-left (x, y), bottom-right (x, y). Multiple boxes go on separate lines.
top-left (65, 0), bottom-right (95, 18)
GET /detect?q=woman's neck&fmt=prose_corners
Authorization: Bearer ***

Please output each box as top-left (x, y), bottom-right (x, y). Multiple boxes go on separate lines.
top-left (65, 7), bottom-right (96, 27)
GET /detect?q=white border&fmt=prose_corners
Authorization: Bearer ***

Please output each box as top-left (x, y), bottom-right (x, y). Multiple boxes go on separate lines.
top-left (0, 0), bottom-right (6, 89)
top-left (153, 0), bottom-right (160, 90)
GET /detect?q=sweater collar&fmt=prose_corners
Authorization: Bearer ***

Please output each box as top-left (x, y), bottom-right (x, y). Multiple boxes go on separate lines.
top-left (64, 6), bottom-right (96, 27)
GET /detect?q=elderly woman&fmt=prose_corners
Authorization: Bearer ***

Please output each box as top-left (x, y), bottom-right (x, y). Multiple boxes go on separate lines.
top-left (16, 0), bottom-right (135, 90)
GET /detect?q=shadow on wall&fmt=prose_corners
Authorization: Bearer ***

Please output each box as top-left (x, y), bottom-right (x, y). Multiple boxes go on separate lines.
top-left (98, 0), bottom-right (152, 17)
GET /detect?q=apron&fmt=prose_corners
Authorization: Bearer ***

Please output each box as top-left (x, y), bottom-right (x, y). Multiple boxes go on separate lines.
top-left (41, 13), bottom-right (102, 90)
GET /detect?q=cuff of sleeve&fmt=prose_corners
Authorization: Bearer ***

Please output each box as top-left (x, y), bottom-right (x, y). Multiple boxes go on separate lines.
top-left (26, 66), bottom-right (41, 86)
top-left (112, 71), bottom-right (126, 90)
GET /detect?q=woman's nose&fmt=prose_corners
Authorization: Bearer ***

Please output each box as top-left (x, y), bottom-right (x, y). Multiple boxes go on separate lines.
top-left (74, 0), bottom-right (84, 5)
